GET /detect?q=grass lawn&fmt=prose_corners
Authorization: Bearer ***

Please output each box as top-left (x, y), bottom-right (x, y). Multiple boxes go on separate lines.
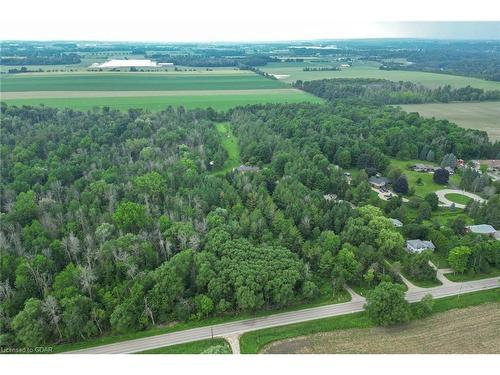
top-left (402, 205), bottom-right (471, 226)
top-left (52, 280), bottom-right (350, 353)
top-left (239, 287), bottom-right (500, 353)
top-left (400, 101), bottom-right (500, 142)
top-left (212, 123), bottom-right (241, 175)
top-left (445, 268), bottom-right (500, 282)
top-left (389, 158), bottom-right (455, 197)
top-left (444, 193), bottom-right (473, 205)
top-left (3, 90), bottom-right (322, 112)
top-left (402, 273), bottom-right (442, 288)
top-left (137, 338), bottom-right (231, 354)
top-left (431, 253), bottom-right (450, 269)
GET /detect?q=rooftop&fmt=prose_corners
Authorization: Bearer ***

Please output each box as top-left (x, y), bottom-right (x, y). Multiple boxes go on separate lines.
top-left (466, 224), bottom-right (497, 234)
top-left (390, 218), bottom-right (403, 227)
top-left (235, 165), bottom-right (260, 172)
top-left (407, 239), bottom-right (435, 249)
top-left (368, 176), bottom-right (389, 186)
top-left (90, 59), bottom-right (161, 68)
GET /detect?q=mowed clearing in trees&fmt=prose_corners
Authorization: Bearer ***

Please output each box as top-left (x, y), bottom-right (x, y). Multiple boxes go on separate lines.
top-left (262, 302), bottom-right (500, 354)
top-left (0, 71), bottom-right (321, 111)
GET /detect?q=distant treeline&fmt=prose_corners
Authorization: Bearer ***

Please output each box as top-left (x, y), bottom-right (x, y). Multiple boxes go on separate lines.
top-left (6, 67), bottom-right (43, 74)
top-left (1, 53), bottom-right (81, 66)
top-left (377, 52), bottom-right (500, 82)
top-left (294, 78), bottom-right (500, 105)
top-left (151, 54), bottom-right (275, 67)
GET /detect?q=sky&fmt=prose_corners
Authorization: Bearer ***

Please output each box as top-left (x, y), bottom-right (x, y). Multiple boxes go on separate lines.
top-left (1, 0), bottom-right (499, 42)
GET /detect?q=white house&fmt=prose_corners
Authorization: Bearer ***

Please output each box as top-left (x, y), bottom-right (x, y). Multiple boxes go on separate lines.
top-left (406, 239), bottom-right (435, 253)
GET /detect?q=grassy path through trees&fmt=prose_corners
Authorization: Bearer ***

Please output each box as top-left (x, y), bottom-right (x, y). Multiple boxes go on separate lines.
top-left (213, 122), bottom-right (241, 175)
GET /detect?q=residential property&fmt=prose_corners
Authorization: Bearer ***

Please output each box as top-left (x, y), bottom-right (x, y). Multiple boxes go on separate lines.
top-left (368, 176), bottom-right (389, 188)
top-left (465, 224), bottom-right (497, 238)
top-left (390, 218), bottom-right (403, 227)
top-left (477, 160), bottom-right (500, 172)
top-left (406, 239), bottom-right (435, 253)
top-left (410, 163), bottom-right (437, 173)
top-left (234, 165), bottom-right (260, 173)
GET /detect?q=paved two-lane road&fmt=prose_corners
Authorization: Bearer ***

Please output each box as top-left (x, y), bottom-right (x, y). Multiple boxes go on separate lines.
top-left (69, 276), bottom-right (500, 354)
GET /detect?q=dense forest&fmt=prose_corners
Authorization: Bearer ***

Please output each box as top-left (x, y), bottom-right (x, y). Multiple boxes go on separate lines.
top-left (377, 50), bottom-right (500, 82)
top-left (150, 54), bottom-right (274, 67)
top-left (0, 102), bottom-right (499, 348)
top-left (295, 78), bottom-right (500, 105)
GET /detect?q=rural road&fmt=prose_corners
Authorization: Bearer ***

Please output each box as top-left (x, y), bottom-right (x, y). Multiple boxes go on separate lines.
top-left (68, 276), bottom-right (500, 354)
top-left (435, 189), bottom-right (485, 209)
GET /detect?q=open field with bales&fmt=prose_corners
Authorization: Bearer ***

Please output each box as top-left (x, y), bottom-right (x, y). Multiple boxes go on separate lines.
top-left (399, 101), bottom-right (500, 141)
top-left (262, 302), bottom-right (500, 354)
top-left (262, 60), bottom-right (500, 90)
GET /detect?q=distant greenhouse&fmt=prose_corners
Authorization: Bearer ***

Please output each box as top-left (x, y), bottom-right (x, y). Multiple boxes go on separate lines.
top-left (89, 59), bottom-right (173, 69)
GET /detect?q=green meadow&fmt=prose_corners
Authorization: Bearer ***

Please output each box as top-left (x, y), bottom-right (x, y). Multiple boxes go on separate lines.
top-left (3, 91), bottom-right (322, 112)
top-left (1, 72), bottom-right (286, 91)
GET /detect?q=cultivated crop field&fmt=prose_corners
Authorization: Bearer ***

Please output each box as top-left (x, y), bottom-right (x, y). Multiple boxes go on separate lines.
top-left (0, 72), bottom-right (286, 91)
top-left (262, 61), bottom-right (500, 90)
top-left (399, 101), bottom-right (500, 141)
top-left (262, 302), bottom-right (500, 354)
top-left (2, 90), bottom-right (321, 111)
top-left (1, 71), bottom-right (322, 111)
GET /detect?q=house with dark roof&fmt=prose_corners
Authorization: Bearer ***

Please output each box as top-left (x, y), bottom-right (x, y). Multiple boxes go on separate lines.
top-left (410, 163), bottom-right (437, 173)
top-left (368, 176), bottom-right (389, 188)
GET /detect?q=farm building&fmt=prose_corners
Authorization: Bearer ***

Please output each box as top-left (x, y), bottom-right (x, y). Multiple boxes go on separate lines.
top-left (368, 176), bottom-right (389, 188)
top-left (89, 59), bottom-right (171, 69)
top-left (406, 239), bottom-right (435, 253)
top-left (465, 224), bottom-right (498, 238)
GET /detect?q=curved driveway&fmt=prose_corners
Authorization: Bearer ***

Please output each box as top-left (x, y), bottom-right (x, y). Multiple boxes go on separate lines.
top-left (68, 276), bottom-right (500, 354)
top-left (435, 189), bottom-right (485, 209)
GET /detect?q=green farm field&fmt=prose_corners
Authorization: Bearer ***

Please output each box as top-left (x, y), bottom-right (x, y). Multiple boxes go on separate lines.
top-left (399, 102), bottom-right (500, 141)
top-left (0, 72), bottom-right (286, 91)
top-left (2, 90), bottom-right (322, 112)
top-left (262, 61), bottom-right (500, 90)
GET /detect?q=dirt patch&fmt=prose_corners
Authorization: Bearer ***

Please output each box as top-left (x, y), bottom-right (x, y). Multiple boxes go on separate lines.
top-left (262, 302), bottom-right (500, 354)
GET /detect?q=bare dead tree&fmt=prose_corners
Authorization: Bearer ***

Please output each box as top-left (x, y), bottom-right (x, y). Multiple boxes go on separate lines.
top-left (42, 295), bottom-right (63, 340)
